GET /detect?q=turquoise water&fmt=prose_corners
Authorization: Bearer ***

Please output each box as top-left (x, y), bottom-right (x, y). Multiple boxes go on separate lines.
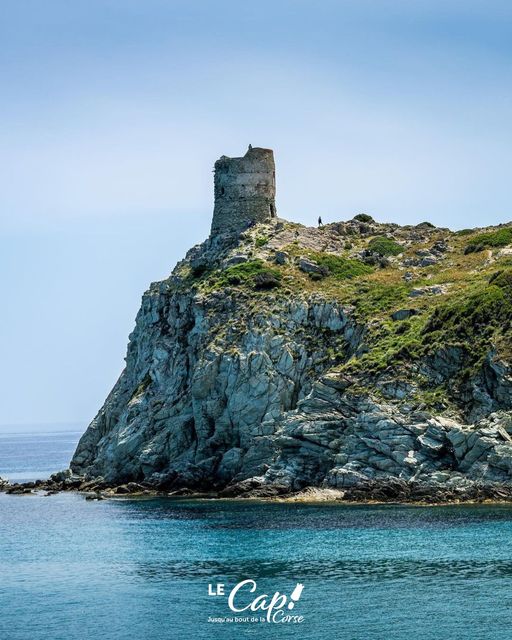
top-left (2, 432), bottom-right (512, 639)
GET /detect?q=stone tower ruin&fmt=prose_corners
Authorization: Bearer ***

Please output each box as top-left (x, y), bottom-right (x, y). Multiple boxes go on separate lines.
top-left (210, 146), bottom-right (276, 236)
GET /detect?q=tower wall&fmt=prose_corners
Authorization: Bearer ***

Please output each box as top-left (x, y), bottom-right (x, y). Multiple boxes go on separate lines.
top-left (210, 146), bottom-right (276, 236)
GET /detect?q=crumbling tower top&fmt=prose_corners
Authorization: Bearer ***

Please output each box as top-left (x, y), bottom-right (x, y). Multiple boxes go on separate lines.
top-left (210, 145), bottom-right (276, 236)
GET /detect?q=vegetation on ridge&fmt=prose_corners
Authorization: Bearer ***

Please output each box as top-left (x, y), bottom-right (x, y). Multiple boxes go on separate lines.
top-left (179, 216), bottom-right (512, 418)
top-left (307, 252), bottom-right (373, 280)
top-left (464, 228), bottom-right (512, 253)
top-left (367, 236), bottom-right (403, 256)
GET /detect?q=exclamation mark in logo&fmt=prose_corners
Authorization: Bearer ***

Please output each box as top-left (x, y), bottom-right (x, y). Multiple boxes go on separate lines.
top-left (287, 583), bottom-right (304, 609)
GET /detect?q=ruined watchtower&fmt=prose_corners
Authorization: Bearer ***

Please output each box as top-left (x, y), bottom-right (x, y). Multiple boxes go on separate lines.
top-left (210, 146), bottom-right (276, 236)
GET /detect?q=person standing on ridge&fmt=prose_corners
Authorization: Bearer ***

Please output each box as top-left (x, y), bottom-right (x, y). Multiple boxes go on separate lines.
top-left (318, 216), bottom-right (323, 227)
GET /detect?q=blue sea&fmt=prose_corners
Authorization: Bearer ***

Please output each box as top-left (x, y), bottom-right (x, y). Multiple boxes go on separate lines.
top-left (2, 428), bottom-right (512, 640)
top-left (0, 426), bottom-right (83, 483)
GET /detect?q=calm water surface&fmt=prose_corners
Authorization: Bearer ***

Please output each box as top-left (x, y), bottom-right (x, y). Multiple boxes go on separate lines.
top-left (1, 431), bottom-right (512, 639)
top-left (0, 428), bottom-right (82, 482)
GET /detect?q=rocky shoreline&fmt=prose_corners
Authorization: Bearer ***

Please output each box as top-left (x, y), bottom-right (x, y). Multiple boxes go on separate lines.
top-left (3, 472), bottom-right (512, 505)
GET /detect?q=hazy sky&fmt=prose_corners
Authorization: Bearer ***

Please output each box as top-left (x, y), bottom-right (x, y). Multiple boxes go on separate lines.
top-left (1, 0), bottom-right (512, 426)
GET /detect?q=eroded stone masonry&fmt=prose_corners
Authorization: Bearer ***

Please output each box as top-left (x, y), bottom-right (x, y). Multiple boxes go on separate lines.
top-left (211, 145), bottom-right (276, 236)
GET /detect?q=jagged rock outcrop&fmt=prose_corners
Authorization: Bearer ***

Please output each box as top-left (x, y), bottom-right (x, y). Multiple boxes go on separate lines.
top-left (72, 238), bottom-right (361, 487)
top-left (71, 213), bottom-right (512, 499)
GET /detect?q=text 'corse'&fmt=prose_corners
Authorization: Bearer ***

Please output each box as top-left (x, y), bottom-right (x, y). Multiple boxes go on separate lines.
top-left (208, 580), bottom-right (305, 624)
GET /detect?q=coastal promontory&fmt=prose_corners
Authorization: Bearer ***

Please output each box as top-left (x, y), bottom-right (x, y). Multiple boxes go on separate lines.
top-left (68, 146), bottom-right (512, 501)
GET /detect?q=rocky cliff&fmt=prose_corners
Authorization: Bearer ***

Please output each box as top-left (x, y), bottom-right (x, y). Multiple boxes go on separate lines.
top-left (70, 214), bottom-right (512, 500)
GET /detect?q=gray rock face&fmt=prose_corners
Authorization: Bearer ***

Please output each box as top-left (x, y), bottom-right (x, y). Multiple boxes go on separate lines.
top-left (298, 257), bottom-right (329, 276)
top-left (70, 217), bottom-right (512, 497)
top-left (391, 309), bottom-right (418, 321)
top-left (274, 250), bottom-right (289, 265)
top-left (419, 255), bottom-right (438, 267)
top-left (71, 244), bottom-right (359, 488)
top-left (409, 285), bottom-right (448, 297)
top-left (262, 393), bottom-right (512, 493)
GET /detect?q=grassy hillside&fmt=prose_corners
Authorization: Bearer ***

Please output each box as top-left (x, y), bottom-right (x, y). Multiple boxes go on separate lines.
top-left (178, 215), bottom-right (512, 419)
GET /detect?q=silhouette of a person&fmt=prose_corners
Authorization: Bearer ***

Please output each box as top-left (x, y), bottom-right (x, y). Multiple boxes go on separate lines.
top-left (318, 216), bottom-right (323, 227)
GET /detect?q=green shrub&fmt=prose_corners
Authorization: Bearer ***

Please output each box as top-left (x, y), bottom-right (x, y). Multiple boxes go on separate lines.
top-left (354, 282), bottom-right (410, 318)
top-left (464, 228), bottom-right (512, 253)
top-left (489, 269), bottom-right (512, 294)
top-left (353, 213), bottom-right (374, 223)
top-left (309, 252), bottom-right (373, 280)
top-left (255, 236), bottom-right (268, 248)
top-left (346, 315), bottom-right (425, 372)
top-left (190, 263), bottom-right (211, 278)
top-left (414, 387), bottom-right (449, 410)
top-left (464, 243), bottom-right (484, 254)
top-left (367, 236), bottom-right (403, 257)
top-left (422, 285), bottom-right (511, 348)
top-left (221, 260), bottom-right (281, 289)
top-left (222, 260), bottom-right (265, 284)
top-left (455, 228), bottom-right (474, 236)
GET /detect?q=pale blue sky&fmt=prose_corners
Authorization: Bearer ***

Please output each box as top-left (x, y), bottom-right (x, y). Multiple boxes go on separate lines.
top-left (1, 0), bottom-right (512, 426)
